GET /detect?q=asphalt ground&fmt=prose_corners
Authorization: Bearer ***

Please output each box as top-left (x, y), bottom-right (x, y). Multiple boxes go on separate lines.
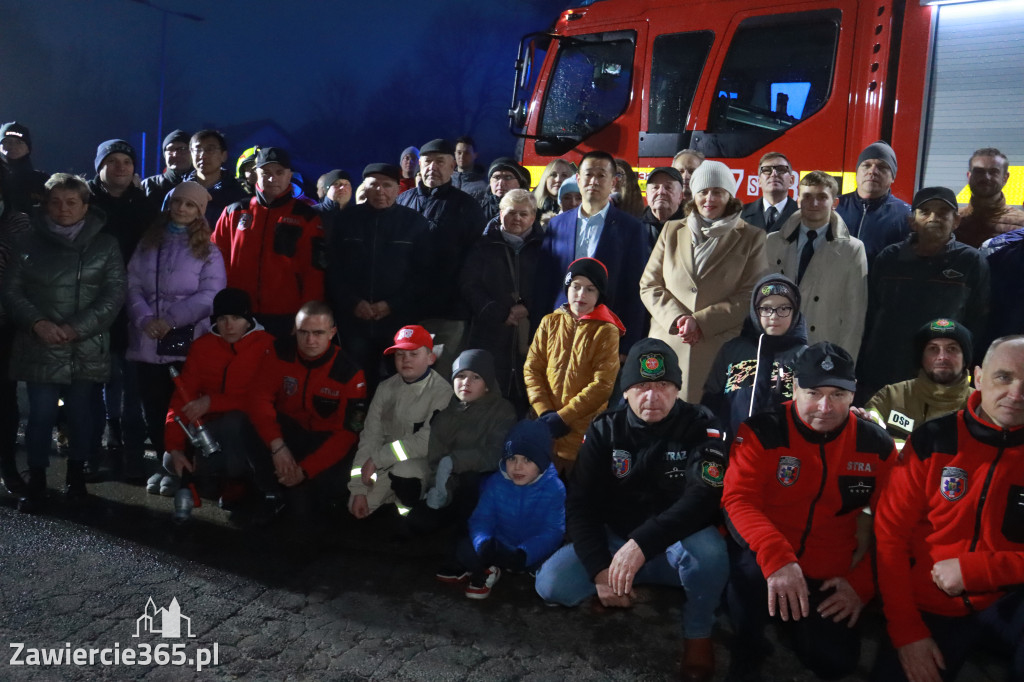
top-left (0, 447), bottom-right (1011, 682)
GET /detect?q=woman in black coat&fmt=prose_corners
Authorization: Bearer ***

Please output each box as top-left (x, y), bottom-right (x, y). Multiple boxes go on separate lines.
top-left (460, 189), bottom-right (544, 416)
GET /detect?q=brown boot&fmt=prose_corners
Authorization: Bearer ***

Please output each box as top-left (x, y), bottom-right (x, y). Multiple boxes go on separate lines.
top-left (679, 637), bottom-right (714, 682)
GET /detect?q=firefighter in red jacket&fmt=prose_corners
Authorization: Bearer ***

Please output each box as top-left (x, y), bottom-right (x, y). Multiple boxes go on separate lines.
top-left (874, 335), bottom-right (1024, 682)
top-left (248, 301), bottom-right (367, 519)
top-left (721, 342), bottom-right (897, 681)
top-left (212, 147), bottom-right (325, 339)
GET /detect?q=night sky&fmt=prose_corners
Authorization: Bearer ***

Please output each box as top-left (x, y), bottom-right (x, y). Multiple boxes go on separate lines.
top-left (1, 0), bottom-right (565, 182)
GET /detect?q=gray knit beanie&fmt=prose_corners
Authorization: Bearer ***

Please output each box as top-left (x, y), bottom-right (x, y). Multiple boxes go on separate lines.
top-left (689, 160), bottom-right (735, 197)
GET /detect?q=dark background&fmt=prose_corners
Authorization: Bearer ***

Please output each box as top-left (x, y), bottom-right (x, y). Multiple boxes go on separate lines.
top-left (0, 0), bottom-right (566, 183)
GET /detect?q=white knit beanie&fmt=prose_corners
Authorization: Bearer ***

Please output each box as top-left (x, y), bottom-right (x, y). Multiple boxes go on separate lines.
top-left (689, 160), bottom-right (736, 197)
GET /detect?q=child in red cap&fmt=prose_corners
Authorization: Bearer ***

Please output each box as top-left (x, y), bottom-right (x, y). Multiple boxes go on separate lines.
top-left (347, 325), bottom-right (452, 519)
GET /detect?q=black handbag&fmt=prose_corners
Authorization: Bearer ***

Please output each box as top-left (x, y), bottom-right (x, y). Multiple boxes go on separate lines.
top-left (157, 324), bottom-right (195, 357)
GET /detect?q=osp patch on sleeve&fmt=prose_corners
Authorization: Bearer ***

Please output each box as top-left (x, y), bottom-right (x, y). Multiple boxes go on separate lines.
top-left (701, 460), bottom-right (725, 487)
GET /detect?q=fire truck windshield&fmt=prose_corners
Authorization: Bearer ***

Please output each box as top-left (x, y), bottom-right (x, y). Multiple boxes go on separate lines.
top-left (537, 32), bottom-right (635, 143)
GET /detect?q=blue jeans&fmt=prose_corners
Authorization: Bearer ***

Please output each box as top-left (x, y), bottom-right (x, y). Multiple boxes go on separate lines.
top-left (535, 525), bottom-right (728, 638)
top-left (26, 381), bottom-right (98, 468)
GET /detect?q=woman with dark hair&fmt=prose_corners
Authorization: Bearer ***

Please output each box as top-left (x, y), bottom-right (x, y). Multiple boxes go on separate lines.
top-left (125, 181), bottom-right (225, 493)
top-left (612, 159), bottom-right (645, 218)
top-left (640, 160), bottom-right (768, 403)
top-left (3, 173), bottom-right (126, 511)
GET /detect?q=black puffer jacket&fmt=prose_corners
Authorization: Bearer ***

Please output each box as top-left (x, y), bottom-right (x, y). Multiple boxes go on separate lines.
top-left (701, 273), bottom-right (807, 442)
top-left (2, 208), bottom-right (126, 383)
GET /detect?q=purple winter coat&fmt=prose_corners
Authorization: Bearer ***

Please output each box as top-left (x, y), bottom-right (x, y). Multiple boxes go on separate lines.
top-left (126, 228), bottom-right (226, 364)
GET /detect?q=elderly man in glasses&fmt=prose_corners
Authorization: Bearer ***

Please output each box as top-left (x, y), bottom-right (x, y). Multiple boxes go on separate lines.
top-left (765, 171), bottom-right (868, 360)
top-left (740, 151), bottom-right (799, 233)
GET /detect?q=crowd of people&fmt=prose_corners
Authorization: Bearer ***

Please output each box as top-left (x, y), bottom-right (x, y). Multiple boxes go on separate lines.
top-left (1, 119), bottom-right (1023, 681)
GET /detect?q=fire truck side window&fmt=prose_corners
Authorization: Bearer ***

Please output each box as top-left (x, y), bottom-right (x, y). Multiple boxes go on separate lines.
top-left (538, 34), bottom-right (636, 139)
top-left (706, 10), bottom-right (840, 153)
top-left (648, 32), bottom-right (714, 134)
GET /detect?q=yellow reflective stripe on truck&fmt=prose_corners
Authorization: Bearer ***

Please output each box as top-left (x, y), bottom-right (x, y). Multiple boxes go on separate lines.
top-left (526, 163), bottom-right (1024, 202)
top-left (957, 166), bottom-right (1024, 205)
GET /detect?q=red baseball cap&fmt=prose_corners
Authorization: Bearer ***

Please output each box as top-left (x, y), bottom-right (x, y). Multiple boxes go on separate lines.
top-left (383, 325), bottom-right (434, 355)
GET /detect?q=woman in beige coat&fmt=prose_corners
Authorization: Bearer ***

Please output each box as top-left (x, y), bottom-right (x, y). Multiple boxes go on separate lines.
top-left (640, 160), bottom-right (768, 403)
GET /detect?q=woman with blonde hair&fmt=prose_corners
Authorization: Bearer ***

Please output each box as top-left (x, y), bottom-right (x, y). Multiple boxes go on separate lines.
top-left (532, 159), bottom-right (575, 226)
top-left (126, 181), bottom-right (226, 492)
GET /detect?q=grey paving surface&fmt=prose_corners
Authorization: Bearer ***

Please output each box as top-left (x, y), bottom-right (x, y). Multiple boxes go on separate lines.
top-left (0, 453), bottom-right (1009, 682)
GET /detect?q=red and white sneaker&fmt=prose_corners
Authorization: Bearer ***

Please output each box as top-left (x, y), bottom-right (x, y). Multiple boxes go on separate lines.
top-left (465, 566), bottom-right (501, 600)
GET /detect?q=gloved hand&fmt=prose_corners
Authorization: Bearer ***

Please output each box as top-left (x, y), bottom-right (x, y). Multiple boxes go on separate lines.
top-left (538, 411), bottom-right (571, 439)
top-left (425, 455), bottom-right (454, 509)
top-left (492, 544), bottom-right (528, 572)
top-left (476, 537), bottom-right (498, 565)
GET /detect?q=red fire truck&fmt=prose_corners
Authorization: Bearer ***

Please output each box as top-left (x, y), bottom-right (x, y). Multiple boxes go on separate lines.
top-left (508, 0), bottom-right (1024, 204)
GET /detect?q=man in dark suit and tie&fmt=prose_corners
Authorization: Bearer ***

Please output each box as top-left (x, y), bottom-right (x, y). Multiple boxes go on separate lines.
top-left (740, 152), bottom-right (798, 233)
top-left (538, 151), bottom-right (650, 353)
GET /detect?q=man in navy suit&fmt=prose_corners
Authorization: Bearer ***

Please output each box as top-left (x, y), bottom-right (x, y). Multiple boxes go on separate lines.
top-left (537, 151), bottom-right (649, 353)
top-left (740, 151), bottom-right (798, 233)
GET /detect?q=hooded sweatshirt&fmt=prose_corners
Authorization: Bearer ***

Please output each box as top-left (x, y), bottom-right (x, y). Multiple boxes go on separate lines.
top-left (701, 274), bottom-right (808, 442)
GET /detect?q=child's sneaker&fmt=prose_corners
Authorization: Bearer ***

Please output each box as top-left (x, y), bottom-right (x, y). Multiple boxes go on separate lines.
top-left (465, 566), bottom-right (501, 599)
top-left (159, 475), bottom-right (180, 497)
top-left (435, 564), bottom-right (470, 583)
top-left (146, 472), bottom-right (164, 495)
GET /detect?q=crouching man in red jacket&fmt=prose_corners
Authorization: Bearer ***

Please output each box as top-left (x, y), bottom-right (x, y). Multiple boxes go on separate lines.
top-left (248, 300), bottom-right (367, 522)
top-left (722, 342), bottom-right (897, 681)
top-left (873, 335), bottom-right (1024, 682)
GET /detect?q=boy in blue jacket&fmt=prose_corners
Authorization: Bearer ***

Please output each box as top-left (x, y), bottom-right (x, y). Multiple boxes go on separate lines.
top-left (452, 419), bottom-right (566, 599)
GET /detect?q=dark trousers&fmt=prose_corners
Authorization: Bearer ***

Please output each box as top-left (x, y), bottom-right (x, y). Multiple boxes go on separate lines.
top-left (26, 381), bottom-right (97, 467)
top-left (872, 589), bottom-right (1024, 681)
top-left (95, 353), bottom-right (145, 458)
top-left (455, 536), bottom-right (526, 579)
top-left (726, 538), bottom-right (861, 680)
top-left (0, 327), bottom-right (19, 466)
top-left (174, 410), bottom-right (263, 481)
top-left (135, 361), bottom-right (180, 455)
top-left (262, 414), bottom-right (346, 519)
top-left (340, 323), bottom-right (399, 398)
top-left (404, 471), bottom-right (484, 537)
